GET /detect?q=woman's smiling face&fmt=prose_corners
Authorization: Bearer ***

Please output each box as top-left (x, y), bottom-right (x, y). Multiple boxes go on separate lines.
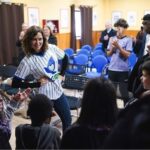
top-left (31, 32), bottom-right (43, 53)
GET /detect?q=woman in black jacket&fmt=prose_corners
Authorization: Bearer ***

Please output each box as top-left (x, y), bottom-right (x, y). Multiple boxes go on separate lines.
top-left (43, 25), bottom-right (57, 45)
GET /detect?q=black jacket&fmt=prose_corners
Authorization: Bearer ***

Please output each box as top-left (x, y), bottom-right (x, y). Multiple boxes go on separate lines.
top-left (128, 54), bottom-right (150, 98)
top-left (48, 35), bottom-right (57, 45)
top-left (61, 124), bottom-right (110, 149)
top-left (100, 29), bottom-right (116, 50)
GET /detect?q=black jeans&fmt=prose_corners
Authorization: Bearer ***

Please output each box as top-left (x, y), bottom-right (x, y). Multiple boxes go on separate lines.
top-left (108, 70), bottom-right (129, 104)
top-left (108, 70), bottom-right (129, 82)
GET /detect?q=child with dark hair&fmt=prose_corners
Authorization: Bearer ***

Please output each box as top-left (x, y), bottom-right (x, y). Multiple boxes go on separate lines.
top-left (103, 94), bottom-right (150, 149)
top-left (107, 18), bottom-right (133, 104)
top-left (0, 88), bottom-right (31, 149)
top-left (15, 94), bottom-right (61, 149)
top-left (141, 60), bottom-right (150, 91)
top-left (60, 77), bottom-right (117, 149)
top-left (103, 61), bottom-right (150, 149)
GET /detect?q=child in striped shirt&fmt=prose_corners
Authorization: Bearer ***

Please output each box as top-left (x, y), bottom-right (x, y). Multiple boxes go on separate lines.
top-left (0, 88), bottom-right (31, 149)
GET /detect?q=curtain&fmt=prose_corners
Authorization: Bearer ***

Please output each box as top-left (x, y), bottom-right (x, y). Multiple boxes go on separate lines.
top-left (80, 5), bottom-right (93, 47)
top-left (70, 4), bottom-right (76, 52)
top-left (0, 3), bottom-right (24, 65)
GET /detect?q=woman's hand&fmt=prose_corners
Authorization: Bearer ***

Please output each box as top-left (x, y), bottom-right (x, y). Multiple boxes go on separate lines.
top-left (59, 75), bottom-right (65, 81)
top-left (39, 76), bottom-right (49, 86)
top-left (2, 78), bottom-right (12, 86)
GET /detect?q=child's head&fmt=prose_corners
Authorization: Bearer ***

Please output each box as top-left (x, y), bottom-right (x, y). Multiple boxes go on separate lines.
top-left (27, 94), bottom-right (53, 126)
top-left (141, 60), bottom-right (150, 90)
top-left (114, 18), bottom-right (129, 28)
top-left (78, 77), bottom-right (117, 127)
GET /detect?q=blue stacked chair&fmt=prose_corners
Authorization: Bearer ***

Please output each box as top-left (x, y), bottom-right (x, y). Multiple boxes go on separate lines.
top-left (128, 52), bottom-right (137, 71)
top-left (81, 44), bottom-right (92, 52)
top-left (66, 54), bottom-right (88, 75)
top-left (93, 45), bottom-right (104, 51)
top-left (95, 43), bottom-right (103, 49)
top-left (64, 48), bottom-right (75, 64)
top-left (92, 50), bottom-right (105, 59)
top-left (64, 48), bottom-right (74, 57)
top-left (85, 55), bottom-right (108, 78)
top-left (77, 48), bottom-right (90, 57)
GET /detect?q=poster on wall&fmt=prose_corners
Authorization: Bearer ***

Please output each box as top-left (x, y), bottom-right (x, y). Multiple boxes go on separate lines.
top-left (112, 11), bottom-right (121, 25)
top-left (127, 11), bottom-right (137, 27)
top-left (93, 12), bottom-right (98, 26)
top-left (42, 19), bottom-right (59, 33)
top-left (60, 9), bottom-right (69, 28)
top-left (28, 7), bottom-right (40, 27)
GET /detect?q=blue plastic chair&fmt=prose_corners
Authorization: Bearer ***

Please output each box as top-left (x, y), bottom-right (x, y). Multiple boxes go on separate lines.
top-left (128, 52), bottom-right (137, 71)
top-left (95, 43), bottom-right (103, 48)
top-left (85, 55), bottom-right (108, 78)
top-left (64, 48), bottom-right (75, 64)
top-left (93, 46), bottom-right (104, 52)
top-left (64, 48), bottom-right (74, 57)
top-left (77, 49), bottom-right (90, 57)
top-left (91, 50), bottom-right (105, 59)
top-left (81, 45), bottom-right (92, 52)
top-left (66, 54), bottom-right (88, 75)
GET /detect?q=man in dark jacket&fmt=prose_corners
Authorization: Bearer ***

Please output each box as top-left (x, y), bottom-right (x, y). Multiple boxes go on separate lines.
top-left (100, 21), bottom-right (116, 52)
top-left (128, 14), bottom-right (150, 98)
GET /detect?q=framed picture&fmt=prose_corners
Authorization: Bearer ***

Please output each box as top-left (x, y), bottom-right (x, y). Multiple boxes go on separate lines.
top-left (127, 11), bottom-right (137, 26)
top-left (112, 11), bottom-right (121, 25)
top-left (42, 19), bottom-right (59, 33)
top-left (93, 12), bottom-right (98, 26)
top-left (28, 7), bottom-right (39, 27)
top-left (144, 10), bottom-right (150, 15)
top-left (60, 9), bottom-right (69, 28)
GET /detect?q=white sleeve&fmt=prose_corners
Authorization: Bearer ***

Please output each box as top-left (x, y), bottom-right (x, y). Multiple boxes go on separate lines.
top-left (15, 58), bottom-right (30, 79)
top-left (49, 44), bottom-right (65, 60)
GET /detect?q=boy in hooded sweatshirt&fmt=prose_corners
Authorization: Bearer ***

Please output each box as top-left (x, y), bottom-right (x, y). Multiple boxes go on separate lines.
top-left (15, 94), bottom-right (61, 149)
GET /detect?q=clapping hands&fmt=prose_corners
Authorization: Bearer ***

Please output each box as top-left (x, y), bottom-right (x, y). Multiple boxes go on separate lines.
top-left (112, 39), bottom-right (120, 49)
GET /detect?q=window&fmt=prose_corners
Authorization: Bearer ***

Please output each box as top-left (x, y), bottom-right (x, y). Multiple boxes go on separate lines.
top-left (75, 9), bottom-right (81, 39)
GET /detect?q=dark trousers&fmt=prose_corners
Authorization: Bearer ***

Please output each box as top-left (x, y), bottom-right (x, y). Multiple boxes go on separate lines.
top-left (52, 94), bottom-right (71, 131)
top-left (108, 70), bottom-right (128, 82)
top-left (108, 70), bottom-right (129, 104)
